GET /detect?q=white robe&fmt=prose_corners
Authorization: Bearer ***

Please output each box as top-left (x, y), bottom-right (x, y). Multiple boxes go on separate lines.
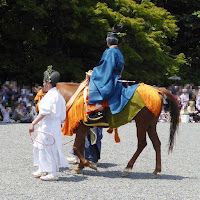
top-left (33, 87), bottom-right (68, 173)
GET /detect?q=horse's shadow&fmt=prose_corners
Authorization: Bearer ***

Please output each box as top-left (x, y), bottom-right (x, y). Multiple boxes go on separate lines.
top-left (97, 162), bottom-right (118, 168)
top-left (81, 170), bottom-right (189, 180)
top-left (59, 164), bottom-right (189, 181)
top-left (82, 163), bottom-right (189, 180)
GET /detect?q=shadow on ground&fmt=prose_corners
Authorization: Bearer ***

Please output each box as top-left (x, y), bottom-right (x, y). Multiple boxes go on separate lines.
top-left (59, 163), bottom-right (189, 182)
top-left (80, 170), bottom-right (189, 181)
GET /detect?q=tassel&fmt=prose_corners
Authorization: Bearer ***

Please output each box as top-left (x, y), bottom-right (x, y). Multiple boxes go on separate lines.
top-left (114, 129), bottom-right (120, 143)
top-left (107, 128), bottom-right (113, 134)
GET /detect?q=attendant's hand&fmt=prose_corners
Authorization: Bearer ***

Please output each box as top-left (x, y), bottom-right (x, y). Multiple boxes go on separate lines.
top-left (28, 114), bottom-right (45, 134)
top-left (29, 123), bottom-right (34, 133)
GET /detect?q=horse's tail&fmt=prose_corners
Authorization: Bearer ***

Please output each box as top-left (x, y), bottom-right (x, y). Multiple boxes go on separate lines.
top-left (158, 88), bottom-right (180, 153)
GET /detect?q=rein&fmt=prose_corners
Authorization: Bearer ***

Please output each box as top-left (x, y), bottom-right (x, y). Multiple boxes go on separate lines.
top-left (62, 139), bottom-right (74, 146)
top-left (65, 78), bottom-right (89, 112)
top-left (29, 130), bottom-right (75, 146)
top-left (29, 130), bottom-right (55, 146)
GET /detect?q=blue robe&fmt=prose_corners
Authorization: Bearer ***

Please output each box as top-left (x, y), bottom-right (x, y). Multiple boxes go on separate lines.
top-left (89, 47), bottom-right (139, 114)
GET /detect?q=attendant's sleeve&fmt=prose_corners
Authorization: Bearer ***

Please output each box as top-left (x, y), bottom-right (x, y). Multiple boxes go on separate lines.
top-left (39, 94), bottom-right (53, 115)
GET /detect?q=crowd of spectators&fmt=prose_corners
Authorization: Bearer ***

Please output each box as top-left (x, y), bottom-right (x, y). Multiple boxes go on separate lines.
top-left (159, 83), bottom-right (200, 123)
top-left (0, 81), bottom-right (39, 123)
top-left (1, 81), bottom-right (200, 124)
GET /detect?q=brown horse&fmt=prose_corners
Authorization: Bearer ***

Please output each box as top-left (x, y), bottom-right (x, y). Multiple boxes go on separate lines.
top-left (57, 82), bottom-right (180, 177)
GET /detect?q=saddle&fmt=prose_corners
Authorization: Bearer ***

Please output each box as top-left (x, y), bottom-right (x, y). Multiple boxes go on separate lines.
top-left (84, 85), bottom-right (109, 127)
top-left (83, 109), bottom-right (109, 127)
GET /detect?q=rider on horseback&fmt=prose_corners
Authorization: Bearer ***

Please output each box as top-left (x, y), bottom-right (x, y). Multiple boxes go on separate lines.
top-left (86, 26), bottom-right (139, 120)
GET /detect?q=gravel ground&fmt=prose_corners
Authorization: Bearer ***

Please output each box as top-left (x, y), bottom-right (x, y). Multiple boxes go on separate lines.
top-left (0, 122), bottom-right (200, 200)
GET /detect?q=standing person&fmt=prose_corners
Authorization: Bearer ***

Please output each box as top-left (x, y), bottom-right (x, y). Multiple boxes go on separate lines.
top-left (29, 66), bottom-right (68, 181)
top-left (84, 127), bottom-right (103, 168)
top-left (179, 88), bottom-right (189, 109)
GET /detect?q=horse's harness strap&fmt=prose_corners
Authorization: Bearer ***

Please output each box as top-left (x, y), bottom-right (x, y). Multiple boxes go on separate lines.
top-left (66, 78), bottom-right (89, 112)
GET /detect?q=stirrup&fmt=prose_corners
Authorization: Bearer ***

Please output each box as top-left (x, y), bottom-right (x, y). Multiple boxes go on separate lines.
top-left (83, 115), bottom-right (109, 127)
top-left (83, 120), bottom-right (109, 127)
top-left (87, 110), bottom-right (105, 121)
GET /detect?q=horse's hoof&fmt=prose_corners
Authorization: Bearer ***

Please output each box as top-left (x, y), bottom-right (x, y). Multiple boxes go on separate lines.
top-left (122, 168), bottom-right (131, 177)
top-left (89, 163), bottom-right (98, 171)
top-left (72, 169), bottom-right (79, 174)
top-left (152, 169), bottom-right (160, 176)
top-left (152, 169), bottom-right (161, 178)
top-left (151, 173), bottom-right (158, 178)
top-left (73, 166), bottom-right (82, 174)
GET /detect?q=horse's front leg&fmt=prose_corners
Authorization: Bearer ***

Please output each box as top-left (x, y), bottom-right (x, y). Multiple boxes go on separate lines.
top-left (72, 123), bottom-right (97, 173)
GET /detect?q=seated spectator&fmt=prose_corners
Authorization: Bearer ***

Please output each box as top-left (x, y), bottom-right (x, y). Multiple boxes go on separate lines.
top-left (12, 103), bottom-right (25, 122)
top-left (25, 101), bottom-right (37, 121)
top-left (180, 106), bottom-right (190, 123)
top-left (15, 101), bottom-right (37, 123)
top-left (2, 105), bottom-right (15, 123)
top-left (187, 101), bottom-right (199, 122)
top-left (18, 94), bottom-right (29, 107)
top-left (180, 106), bottom-right (189, 115)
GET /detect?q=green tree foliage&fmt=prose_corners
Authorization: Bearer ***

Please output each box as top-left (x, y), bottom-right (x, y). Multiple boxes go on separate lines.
top-left (94, 0), bottom-right (185, 84)
top-left (0, 0), bottom-right (185, 85)
top-left (148, 0), bottom-right (200, 85)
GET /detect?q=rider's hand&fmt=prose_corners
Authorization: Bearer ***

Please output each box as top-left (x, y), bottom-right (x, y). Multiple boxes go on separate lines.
top-left (86, 70), bottom-right (93, 79)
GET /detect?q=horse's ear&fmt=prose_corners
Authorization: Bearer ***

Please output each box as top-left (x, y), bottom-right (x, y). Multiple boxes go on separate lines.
top-left (35, 87), bottom-right (39, 93)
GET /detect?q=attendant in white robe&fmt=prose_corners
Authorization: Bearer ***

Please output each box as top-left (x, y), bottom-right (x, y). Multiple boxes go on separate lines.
top-left (29, 66), bottom-right (68, 181)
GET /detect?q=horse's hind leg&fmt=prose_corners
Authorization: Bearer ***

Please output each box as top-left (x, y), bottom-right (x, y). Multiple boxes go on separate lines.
top-left (147, 117), bottom-right (161, 176)
top-left (122, 123), bottom-right (148, 177)
top-left (122, 108), bottom-right (155, 177)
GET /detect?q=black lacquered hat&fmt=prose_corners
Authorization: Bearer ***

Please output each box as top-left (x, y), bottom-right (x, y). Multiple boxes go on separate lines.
top-left (43, 65), bottom-right (60, 87)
